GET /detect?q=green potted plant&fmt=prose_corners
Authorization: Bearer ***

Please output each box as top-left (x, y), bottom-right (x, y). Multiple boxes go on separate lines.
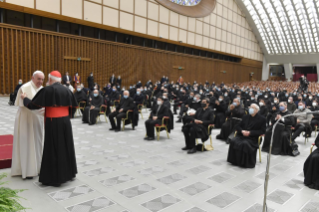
top-left (0, 173), bottom-right (28, 211)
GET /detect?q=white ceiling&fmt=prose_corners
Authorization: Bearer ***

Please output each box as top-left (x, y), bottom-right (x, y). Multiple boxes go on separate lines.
top-left (235, 0), bottom-right (319, 64)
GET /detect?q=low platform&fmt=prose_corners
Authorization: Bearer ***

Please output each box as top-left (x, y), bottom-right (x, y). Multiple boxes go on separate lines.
top-left (0, 134), bottom-right (13, 169)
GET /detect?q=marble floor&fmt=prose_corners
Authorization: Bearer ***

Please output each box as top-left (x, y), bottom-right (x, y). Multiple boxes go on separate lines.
top-left (0, 97), bottom-right (318, 212)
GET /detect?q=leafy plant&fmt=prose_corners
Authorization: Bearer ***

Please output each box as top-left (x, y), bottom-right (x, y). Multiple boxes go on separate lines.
top-left (0, 173), bottom-right (28, 212)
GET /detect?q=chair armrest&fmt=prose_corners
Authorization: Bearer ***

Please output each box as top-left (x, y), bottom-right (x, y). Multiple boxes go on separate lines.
top-left (311, 143), bottom-right (315, 154)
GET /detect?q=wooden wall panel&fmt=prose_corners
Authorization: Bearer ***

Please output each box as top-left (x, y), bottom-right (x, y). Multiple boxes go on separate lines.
top-left (0, 24), bottom-right (262, 94)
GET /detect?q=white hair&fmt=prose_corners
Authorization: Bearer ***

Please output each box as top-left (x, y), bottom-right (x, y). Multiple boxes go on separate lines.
top-left (250, 103), bottom-right (260, 112)
top-left (49, 74), bottom-right (61, 82)
top-left (33, 70), bottom-right (45, 77)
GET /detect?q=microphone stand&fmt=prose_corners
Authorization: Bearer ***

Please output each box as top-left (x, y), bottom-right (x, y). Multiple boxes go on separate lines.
top-left (262, 111), bottom-right (315, 212)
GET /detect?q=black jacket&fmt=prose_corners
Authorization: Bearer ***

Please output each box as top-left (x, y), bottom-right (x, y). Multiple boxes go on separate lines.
top-left (116, 97), bottom-right (135, 113)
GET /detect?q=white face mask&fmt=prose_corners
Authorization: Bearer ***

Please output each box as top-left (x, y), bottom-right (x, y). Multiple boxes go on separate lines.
top-left (157, 101), bottom-right (162, 105)
top-left (313, 102), bottom-right (317, 107)
top-left (219, 98), bottom-right (223, 102)
top-left (259, 102), bottom-right (264, 106)
top-left (288, 99), bottom-right (291, 103)
top-left (274, 100), bottom-right (278, 103)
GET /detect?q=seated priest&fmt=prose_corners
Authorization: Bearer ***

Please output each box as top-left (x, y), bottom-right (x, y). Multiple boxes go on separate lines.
top-left (287, 96), bottom-right (297, 113)
top-left (109, 85), bottom-right (120, 106)
top-left (216, 98), bottom-right (245, 141)
top-left (133, 88), bottom-right (144, 106)
top-left (310, 99), bottom-right (319, 134)
top-left (258, 99), bottom-right (268, 118)
top-left (227, 103), bottom-right (266, 168)
top-left (108, 90), bottom-right (135, 132)
top-left (181, 98), bottom-right (214, 154)
top-left (82, 89), bottom-right (103, 125)
top-left (213, 95), bottom-right (227, 128)
top-left (303, 134), bottom-right (319, 190)
top-left (72, 84), bottom-right (88, 117)
top-left (173, 89), bottom-right (188, 115)
top-left (291, 101), bottom-right (312, 142)
top-left (162, 92), bottom-right (171, 108)
top-left (176, 92), bottom-right (194, 123)
top-left (144, 96), bottom-right (169, 141)
top-left (262, 102), bottom-right (298, 156)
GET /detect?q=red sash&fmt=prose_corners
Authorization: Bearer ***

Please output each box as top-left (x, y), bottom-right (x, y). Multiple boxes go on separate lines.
top-left (45, 106), bottom-right (69, 118)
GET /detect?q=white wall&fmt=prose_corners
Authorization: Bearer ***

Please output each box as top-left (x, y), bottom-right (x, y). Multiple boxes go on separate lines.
top-left (4, 0), bottom-right (263, 61)
top-left (261, 56), bottom-right (269, 81)
top-left (283, 63), bottom-right (293, 80)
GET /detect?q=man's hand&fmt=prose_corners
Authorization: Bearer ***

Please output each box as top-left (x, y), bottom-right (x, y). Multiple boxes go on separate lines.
top-left (297, 119), bottom-right (300, 124)
top-left (90, 106), bottom-right (95, 110)
top-left (277, 114), bottom-right (282, 120)
top-left (229, 104), bottom-right (235, 110)
top-left (242, 130), bottom-right (250, 137)
top-left (215, 100), bottom-right (219, 105)
top-left (119, 109), bottom-right (123, 113)
top-left (21, 93), bottom-right (27, 99)
top-left (194, 119), bottom-right (203, 124)
top-left (153, 116), bottom-right (158, 120)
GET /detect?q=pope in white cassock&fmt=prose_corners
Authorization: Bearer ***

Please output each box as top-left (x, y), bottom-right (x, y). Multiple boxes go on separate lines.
top-left (11, 71), bottom-right (45, 179)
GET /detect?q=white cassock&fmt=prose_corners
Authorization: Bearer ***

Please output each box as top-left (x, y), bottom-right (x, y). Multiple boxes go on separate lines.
top-left (11, 81), bottom-right (44, 178)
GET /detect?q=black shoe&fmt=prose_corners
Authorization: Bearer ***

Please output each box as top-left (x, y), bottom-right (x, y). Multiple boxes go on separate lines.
top-left (176, 119), bottom-right (181, 123)
top-left (23, 177), bottom-right (33, 180)
top-left (144, 137), bottom-right (149, 140)
top-left (109, 128), bottom-right (115, 131)
top-left (181, 147), bottom-right (190, 151)
top-left (187, 148), bottom-right (197, 154)
top-left (174, 112), bottom-right (177, 115)
top-left (216, 135), bottom-right (222, 139)
top-left (147, 137), bottom-right (155, 141)
top-left (114, 129), bottom-right (120, 132)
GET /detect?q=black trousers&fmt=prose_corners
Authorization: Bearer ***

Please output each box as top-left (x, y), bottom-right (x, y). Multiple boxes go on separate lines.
top-left (182, 125), bottom-right (196, 149)
top-left (145, 119), bottom-right (161, 137)
top-left (291, 123), bottom-right (306, 140)
top-left (173, 101), bottom-right (181, 114)
top-left (109, 111), bottom-right (126, 130)
top-left (178, 104), bottom-right (188, 117)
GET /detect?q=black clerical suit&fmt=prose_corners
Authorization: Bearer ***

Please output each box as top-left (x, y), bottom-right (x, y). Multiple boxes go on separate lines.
top-left (303, 135), bottom-right (319, 190)
top-left (216, 105), bottom-right (245, 141)
top-left (227, 113), bottom-right (266, 168)
top-left (133, 93), bottom-right (144, 106)
top-left (87, 75), bottom-right (94, 90)
top-left (9, 83), bottom-right (22, 105)
top-left (109, 97), bottom-right (135, 130)
top-left (72, 89), bottom-right (87, 117)
top-left (82, 94), bottom-right (103, 125)
top-left (182, 107), bottom-right (214, 149)
top-left (145, 104), bottom-right (169, 138)
top-left (262, 110), bottom-right (296, 155)
top-left (214, 100), bottom-right (227, 128)
top-left (310, 105), bottom-right (319, 132)
top-left (109, 76), bottom-right (116, 86)
top-left (258, 105), bottom-right (268, 118)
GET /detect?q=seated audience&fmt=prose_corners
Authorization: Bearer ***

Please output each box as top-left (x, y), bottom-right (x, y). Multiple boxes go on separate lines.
top-left (144, 97), bottom-right (169, 141)
top-left (133, 88), bottom-right (144, 106)
top-left (303, 136), bottom-right (319, 190)
top-left (262, 102), bottom-right (298, 156)
top-left (109, 90), bottom-right (134, 132)
top-left (181, 98), bottom-right (214, 154)
top-left (292, 101), bottom-right (312, 141)
top-left (82, 89), bottom-right (103, 125)
top-left (227, 103), bottom-right (266, 168)
top-left (216, 98), bottom-right (245, 141)
top-left (9, 79), bottom-right (23, 105)
top-left (72, 84), bottom-right (88, 117)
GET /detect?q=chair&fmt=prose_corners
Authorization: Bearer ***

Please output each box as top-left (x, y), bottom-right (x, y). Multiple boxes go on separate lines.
top-left (315, 125), bottom-right (318, 137)
top-left (96, 105), bottom-right (108, 123)
top-left (234, 131), bottom-right (264, 163)
top-left (310, 143), bottom-right (316, 154)
top-left (76, 101), bottom-right (86, 117)
top-left (155, 116), bottom-right (170, 141)
top-left (121, 110), bottom-right (134, 131)
top-left (195, 124), bottom-right (215, 151)
top-left (137, 104), bottom-right (143, 119)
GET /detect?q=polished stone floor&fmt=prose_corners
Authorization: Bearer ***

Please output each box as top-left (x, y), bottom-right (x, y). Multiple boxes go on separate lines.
top-left (0, 97), bottom-right (318, 212)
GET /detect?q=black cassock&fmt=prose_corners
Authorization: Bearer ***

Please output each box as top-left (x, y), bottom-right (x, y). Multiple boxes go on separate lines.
top-left (72, 90), bottom-right (87, 117)
top-left (217, 106), bottom-right (244, 141)
top-left (227, 114), bottom-right (266, 168)
top-left (23, 83), bottom-right (78, 186)
top-left (262, 110), bottom-right (295, 155)
top-left (304, 136), bottom-right (319, 190)
top-left (214, 101), bottom-right (227, 128)
top-left (82, 95), bottom-right (103, 125)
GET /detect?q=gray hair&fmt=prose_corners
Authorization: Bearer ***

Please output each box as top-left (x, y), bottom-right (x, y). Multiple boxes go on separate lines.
top-left (33, 70), bottom-right (45, 77)
top-left (250, 103), bottom-right (260, 112)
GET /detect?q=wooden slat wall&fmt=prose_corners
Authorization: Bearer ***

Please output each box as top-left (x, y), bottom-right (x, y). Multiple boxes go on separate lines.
top-left (0, 24), bottom-right (262, 94)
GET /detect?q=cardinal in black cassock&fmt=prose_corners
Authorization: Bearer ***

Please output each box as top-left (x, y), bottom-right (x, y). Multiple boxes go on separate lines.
top-left (227, 104), bottom-right (266, 168)
top-left (22, 71), bottom-right (78, 187)
top-left (262, 102), bottom-right (296, 155)
top-left (304, 134), bottom-right (319, 190)
top-left (82, 90), bottom-right (103, 125)
top-left (72, 85), bottom-right (88, 117)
